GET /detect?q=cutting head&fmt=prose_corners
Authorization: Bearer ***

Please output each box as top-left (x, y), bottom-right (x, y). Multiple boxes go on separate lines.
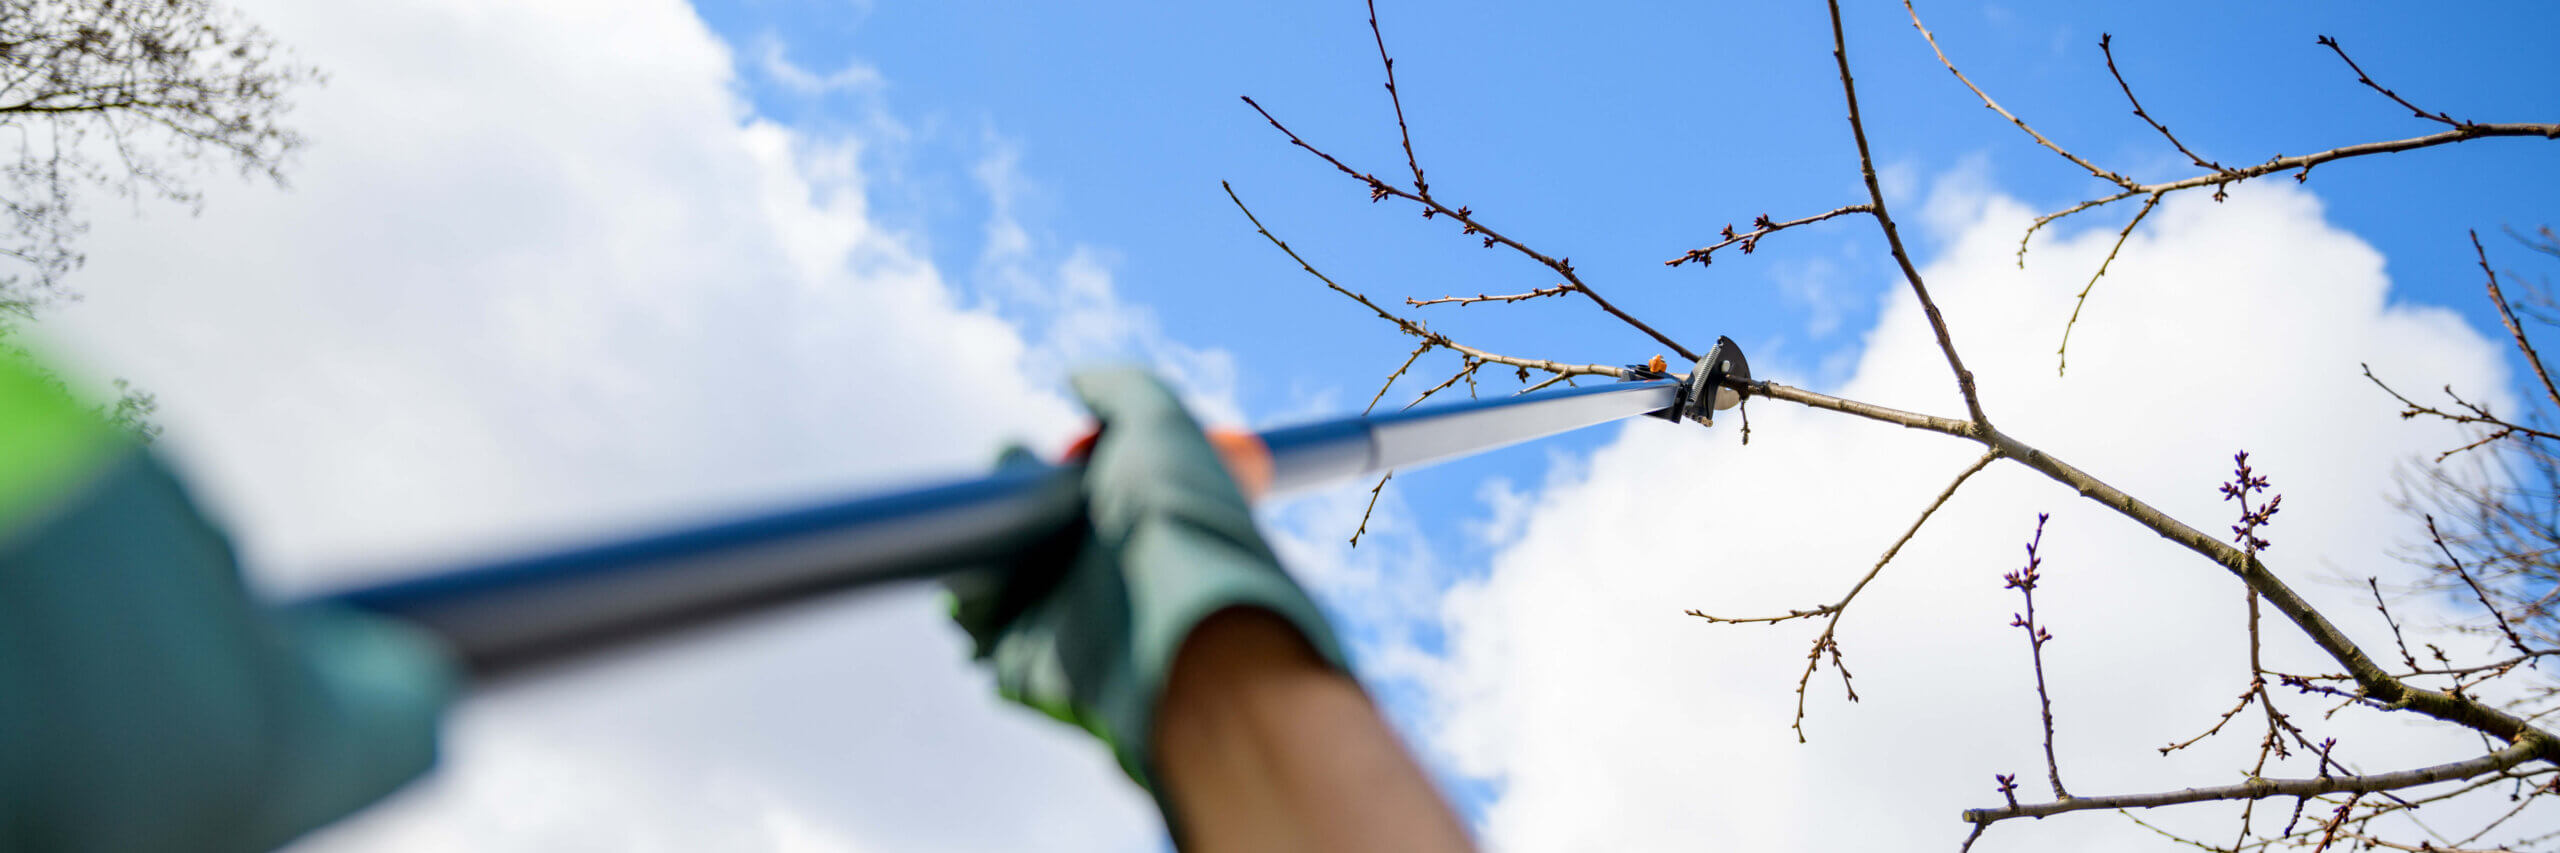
top-left (1681, 336), bottom-right (1751, 426)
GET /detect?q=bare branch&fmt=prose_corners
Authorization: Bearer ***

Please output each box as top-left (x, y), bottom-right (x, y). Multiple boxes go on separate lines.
top-left (1742, 378), bottom-right (1972, 437)
top-left (1903, 0), bottom-right (2139, 191)
top-left (1226, 179), bottom-right (1637, 391)
top-left (1238, 95), bottom-right (1701, 362)
top-left (2003, 513), bottom-right (2069, 798)
top-left (1406, 284), bottom-right (1573, 307)
top-left (1351, 471), bottom-right (1392, 547)
top-left (2026, 124), bottom-right (2560, 254)
top-left (2362, 362), bottom-right (2560, 460)
top-left (2055, 191), bottom-right (2161, 375)
top-left (2316, 35), bottom-right (2469, 128)
top-left (1664, 204), bottom-right (1873, 269)
top-left (1224, 179), bottom-right (1425, 336)
top-left (1692, 450), bottom-right (2000, 740)
top-left (2476, 230), bottom-right (2560, 411)
top-left (2099, 34), bottom-right (2229, 175)
top-left (1365, 0), bottom-right (1427, 197)
top-left (1827, 0), bottom-right (1990, 426)
top-left (1738, 374), bottom-right (2560, 764)
top-left (2430, 514), bottom-right (2536, 658)
top-left (2372, 578), bottom-right (2423, 672)
top-left (1404, 358), bottom-right (1479, 411)
top-left (1367, 341), bottom-right (1433, 415)
top-left (2160, 683), bottom-right (2262, 756)
top-left (1517, 371), bottom-right (1575, 395)
top-left (1962, 738), bottom-right (2550, 824)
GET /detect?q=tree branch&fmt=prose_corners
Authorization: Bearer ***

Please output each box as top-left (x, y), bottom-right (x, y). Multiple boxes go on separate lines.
top-left (1902, 0), bottom-right (2140, 191)
top-left (2476, 230), bottom-right (2560, 411)
top-left (1664, 204), bottom-right (1873, 268)
top-left (2055, 191), bottom-right (2161, 375)
top-left (2025, 123), bottom-right (2560, 254)
top-left (1962, 738), bottom-right (2551, 824)
top-left (1406, 284), bottom-right (1574, 307)
top-left (1826, 0), bottom-right (1990, 427)
top-left (1737, 372), bottom-right (2560, 766)
top-left (1236, 95), bottom-right (1699, 362)
top-left (2316, 35), bottom-right (2469, 128)
top-left (2099, 34), bottom-right (2228, 175)
top-left (1690, 450), bottom-right (1999, 740)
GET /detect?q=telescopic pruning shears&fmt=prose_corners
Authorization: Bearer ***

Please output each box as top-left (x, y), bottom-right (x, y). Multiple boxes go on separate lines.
top-left (316, 339), bottom-right (1752, 678)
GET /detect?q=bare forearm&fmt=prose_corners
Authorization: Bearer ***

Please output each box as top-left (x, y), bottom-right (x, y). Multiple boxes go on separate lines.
top-left (1153, 608), bottom-right (1474, 852)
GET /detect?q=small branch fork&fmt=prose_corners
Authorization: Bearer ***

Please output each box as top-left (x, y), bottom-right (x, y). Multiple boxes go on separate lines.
top-left (1689, 450), bottom-right (2000, 741)
top-left (1225, 180), bottom-right (1628, 548)
top-left (2366, 235), bottom-right (2560, 461)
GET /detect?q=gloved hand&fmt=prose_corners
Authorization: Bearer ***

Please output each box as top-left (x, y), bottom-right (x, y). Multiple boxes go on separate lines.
top-left (947, 368), bottom-right (1348, 791)
top-left (0, 354), bottom-right (456, 852)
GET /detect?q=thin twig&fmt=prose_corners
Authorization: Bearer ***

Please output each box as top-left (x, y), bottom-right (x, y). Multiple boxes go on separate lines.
top-left (2005, 513), bottom-right (2070, 799)
top-left (1237, 95), bottom-right (1700, 362)
top-left (1518, 371), bottom-right (1575, 395)
top-left (1665, 204), bottom-right (1874, 268)
top-left (1226, 180), bottom-right (1636, 389)
top-left (1366, 0), bottom-right (1427, 196)
top-left (1368, 341), bottom-right (1433, 415)
top-left (1404, 358), bottom-right (1479, 411)
top-left (2316, 35), bottom-right (2468, 128)
top-left (1903, 0), bottom-right (2139, 191)
top-left (2372, 578), bottom-right (2423, 672)
top-left (2430, 514), bottom-right (2536, 657)
top-left (2100, 34), bottom-right (2228, 175)
top-left (2362, 363), bottom-right (2560, 461)
top-left (1692, 451), bottom-right (2001, 740)
top-left (2159, 684), bottom-right (2262, 755)
top-left (1406, 284), bottom-right (1574, 307)
top-left (2055, 191), bottom-right (2161, 376)
top-left (1350, 471), bottom-right (1392, 547)
top-left (2476, 230), bottom-right (2560, 411)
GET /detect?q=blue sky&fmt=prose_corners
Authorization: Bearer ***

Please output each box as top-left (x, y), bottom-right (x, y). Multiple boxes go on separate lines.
top-left (32, 0), bottom-right (2560, 849)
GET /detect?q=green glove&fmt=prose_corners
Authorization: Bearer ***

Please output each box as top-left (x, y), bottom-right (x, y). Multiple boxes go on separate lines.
top-left (0, 354), bottom-right (457, 852)
top-left (948, 368), bottom-right (1348, 791)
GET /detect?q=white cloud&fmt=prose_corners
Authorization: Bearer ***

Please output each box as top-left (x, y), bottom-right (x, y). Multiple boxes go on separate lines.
top-left (970, 138), bottom-right (1243, 425)
top-left (1772, 255), bottom-right (1847, 338)
top-left (758, 37), bottom-right (887, 97)
top-left (1420, 181), bottom-right (2530, 849)
top-left (37, 0), bottom-right (1174, 848)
